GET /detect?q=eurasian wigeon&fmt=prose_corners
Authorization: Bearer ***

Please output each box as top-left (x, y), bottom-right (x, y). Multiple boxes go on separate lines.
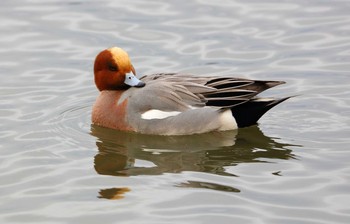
top-left (92, 47), bottom-right (289, 135)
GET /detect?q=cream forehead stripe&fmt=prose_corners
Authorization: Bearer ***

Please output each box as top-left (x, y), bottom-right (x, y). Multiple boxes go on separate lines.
top-left (107, 47), bottom-right (132, 72)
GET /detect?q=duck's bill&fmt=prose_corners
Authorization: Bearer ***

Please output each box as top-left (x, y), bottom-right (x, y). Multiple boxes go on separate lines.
top-left (124, 74), bottom-right (145, 87)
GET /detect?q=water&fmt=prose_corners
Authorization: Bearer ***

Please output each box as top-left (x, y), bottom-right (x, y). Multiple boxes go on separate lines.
top-left (1, 0), bottom-right (350, 223)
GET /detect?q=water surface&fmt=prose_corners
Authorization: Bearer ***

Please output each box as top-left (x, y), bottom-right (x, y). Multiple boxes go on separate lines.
top-left (1, 0), bottom-right (350, 223)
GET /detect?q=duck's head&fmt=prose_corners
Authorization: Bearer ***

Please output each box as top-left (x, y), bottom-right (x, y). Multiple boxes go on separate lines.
top-left (94, 47), bottom-right (145, 91)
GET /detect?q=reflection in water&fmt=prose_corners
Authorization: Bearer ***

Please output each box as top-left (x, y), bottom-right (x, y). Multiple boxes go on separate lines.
top-left (91, 125), bottom-right (296, 198)
top-left (98, 187), bottom-right (130, 200)
top-left (91, 125), bottom-right (295, 177)
top-left (176, 181), bottom-right (240, 193)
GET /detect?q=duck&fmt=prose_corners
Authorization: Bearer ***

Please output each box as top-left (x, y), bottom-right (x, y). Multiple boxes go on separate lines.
top-left (92, 47), bottom-right (290, 135)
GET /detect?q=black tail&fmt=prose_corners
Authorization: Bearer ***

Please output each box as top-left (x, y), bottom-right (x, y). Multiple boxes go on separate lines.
top-left (230, 97), bottom-right (290, 128)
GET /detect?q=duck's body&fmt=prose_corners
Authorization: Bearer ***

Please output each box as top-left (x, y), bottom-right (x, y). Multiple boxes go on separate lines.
top-left (92, 47), bottom-right (289, 135)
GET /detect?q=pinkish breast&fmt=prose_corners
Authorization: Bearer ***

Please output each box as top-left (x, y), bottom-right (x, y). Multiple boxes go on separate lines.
top-left (92, 91), bottom-right (134, 131)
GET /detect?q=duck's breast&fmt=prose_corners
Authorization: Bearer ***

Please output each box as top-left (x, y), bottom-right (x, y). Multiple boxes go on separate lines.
top-left (92, 90), bottom-right (134, 131)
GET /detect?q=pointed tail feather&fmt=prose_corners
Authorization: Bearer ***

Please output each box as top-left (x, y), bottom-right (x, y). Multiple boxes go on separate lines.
top-left (264, 80), bottom-right (286, 88)
top-left (230, 97), bottom-right (290, 128)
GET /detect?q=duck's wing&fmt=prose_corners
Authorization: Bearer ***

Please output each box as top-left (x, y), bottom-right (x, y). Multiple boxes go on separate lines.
top-left (139, 73), bottom-right (285, 109)
top-left (130, 74), bottom-right (216, 112)
top-left (128, 73), bottom-right (287, 134)
top-left (203, 77), bottom-right (285, 107)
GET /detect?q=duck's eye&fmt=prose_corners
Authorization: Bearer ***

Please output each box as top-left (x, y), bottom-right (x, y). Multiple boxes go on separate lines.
top-left (107, 62), bottom-right (118, 72)
top-left (108, 65), bottom-right (118, 72)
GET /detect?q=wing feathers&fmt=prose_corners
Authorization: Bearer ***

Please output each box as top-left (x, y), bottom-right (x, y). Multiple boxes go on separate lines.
top-left (134, 73), bottom-right (285, 111)
top-left (205, 89), bottom-right (257, 98)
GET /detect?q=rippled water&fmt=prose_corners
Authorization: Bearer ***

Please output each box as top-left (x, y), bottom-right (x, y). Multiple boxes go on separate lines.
top-left (1, 0), bottom-right (350, 223)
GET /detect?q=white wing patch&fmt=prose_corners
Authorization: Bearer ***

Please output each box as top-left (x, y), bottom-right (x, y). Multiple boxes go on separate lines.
top-left (141, 109), bottom-right (182, 120)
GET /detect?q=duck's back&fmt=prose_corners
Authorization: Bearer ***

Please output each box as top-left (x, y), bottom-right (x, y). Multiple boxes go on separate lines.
top-left (118, 73), bottom-right (288, 135)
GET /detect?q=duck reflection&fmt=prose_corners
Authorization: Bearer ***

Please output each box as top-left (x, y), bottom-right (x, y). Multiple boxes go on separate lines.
top-left (91, 125), bottom-right (295, 177)
top-left (97, 187), bottom-right (130, 200)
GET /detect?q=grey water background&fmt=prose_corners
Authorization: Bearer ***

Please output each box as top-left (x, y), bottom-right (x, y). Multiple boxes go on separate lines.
top-left (1, 0), bottom-right (350, 223)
